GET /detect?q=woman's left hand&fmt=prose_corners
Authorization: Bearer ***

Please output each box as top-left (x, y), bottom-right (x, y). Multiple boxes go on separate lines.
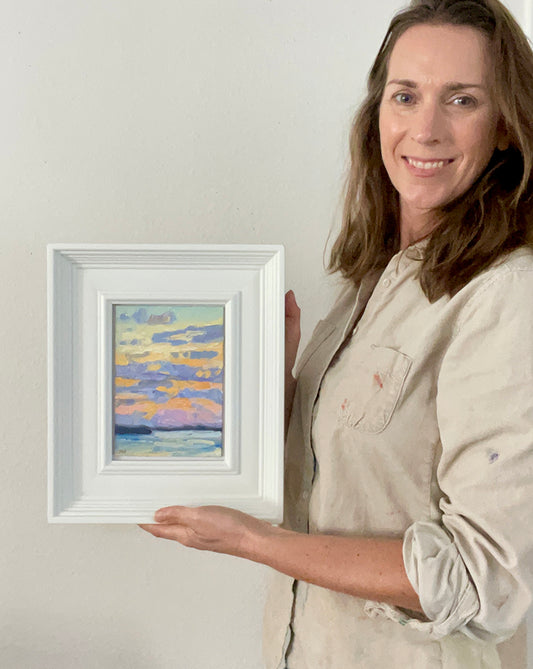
top-left (139, 505), bottom-right (274, 558)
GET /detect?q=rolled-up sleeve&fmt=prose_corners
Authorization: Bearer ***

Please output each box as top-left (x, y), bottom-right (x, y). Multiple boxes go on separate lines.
top-left (402, 266), bottom-right (533, 641)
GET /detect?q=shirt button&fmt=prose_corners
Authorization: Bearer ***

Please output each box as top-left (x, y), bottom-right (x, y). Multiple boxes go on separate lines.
top-left (382, 278), bottom-right (391, 287)
top-left (302, 491), bottom-right (310, 500)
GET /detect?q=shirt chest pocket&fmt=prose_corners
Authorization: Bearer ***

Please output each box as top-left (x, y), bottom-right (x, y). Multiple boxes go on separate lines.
top-left (337, 345), bottom-right (412, 434)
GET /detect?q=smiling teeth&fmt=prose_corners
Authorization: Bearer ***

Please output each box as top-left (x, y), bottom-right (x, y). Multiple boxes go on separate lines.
top-left (407, 158), bottom-right (447, 169)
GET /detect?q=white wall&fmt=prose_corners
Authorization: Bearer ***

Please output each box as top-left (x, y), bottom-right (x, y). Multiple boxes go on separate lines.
top-left (1, 1), bottom-right (530, 668)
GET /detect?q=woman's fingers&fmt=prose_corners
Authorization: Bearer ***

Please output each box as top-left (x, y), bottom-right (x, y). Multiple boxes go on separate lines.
top-left (139, 506), bottom-right (198, 546)
top-left (139, 522), bottom-right (196, 546)
top-left (285, 289), bottom-right (299, 315)
top-left (285, 290), bottom-right (301, 334)
top-left (285, 290), bottom-right (301, 375)
top-left (153, 505), bottom-right (190, 523)
top-left (138, 505), bottom-right (264, 556)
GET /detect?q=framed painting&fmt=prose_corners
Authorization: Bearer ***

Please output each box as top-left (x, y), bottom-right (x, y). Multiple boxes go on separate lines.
top-left (48, 244), bottom-right (284, 523)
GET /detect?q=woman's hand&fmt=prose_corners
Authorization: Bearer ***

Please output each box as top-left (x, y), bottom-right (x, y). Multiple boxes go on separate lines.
top-left (285, 290), bottom-right (301, 377)
top-left (285, 290), bottom-right (301, 432)
top-left (139, 505), bottom-right (275, 559)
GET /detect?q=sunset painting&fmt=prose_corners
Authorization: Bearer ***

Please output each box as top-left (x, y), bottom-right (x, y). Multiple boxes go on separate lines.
top-left (113, 304), bottom-right (224, 458)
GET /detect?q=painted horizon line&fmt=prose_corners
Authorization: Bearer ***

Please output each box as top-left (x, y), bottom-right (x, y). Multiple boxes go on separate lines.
top-left (115, 425), bottom-right (222, 435)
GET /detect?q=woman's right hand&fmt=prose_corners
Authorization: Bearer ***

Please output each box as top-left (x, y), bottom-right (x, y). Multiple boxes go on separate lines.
top-left (284, 290), bottom-right (301, 431)
top-left (285, 290), bottom-right (301, 378)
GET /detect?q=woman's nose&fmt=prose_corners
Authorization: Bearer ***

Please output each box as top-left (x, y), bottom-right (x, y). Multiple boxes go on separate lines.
top-left (411, 103), bottom-right (444, 145)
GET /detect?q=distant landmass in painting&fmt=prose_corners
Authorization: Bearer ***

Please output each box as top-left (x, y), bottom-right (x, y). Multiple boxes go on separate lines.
top-left (113, 304), bottom-right (224, 458)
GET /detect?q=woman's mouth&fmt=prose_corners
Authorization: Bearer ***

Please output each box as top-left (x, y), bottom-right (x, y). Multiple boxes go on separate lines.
top-left (404, 157), bottom-right (454, 170)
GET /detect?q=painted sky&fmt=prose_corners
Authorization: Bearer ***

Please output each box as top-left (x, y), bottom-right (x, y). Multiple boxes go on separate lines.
top-left (114, 304), bottom-right (224, 430)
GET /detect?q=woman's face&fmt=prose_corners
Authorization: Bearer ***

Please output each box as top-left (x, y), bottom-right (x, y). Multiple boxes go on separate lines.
top-left (378, 23), bottom-right (504, 233)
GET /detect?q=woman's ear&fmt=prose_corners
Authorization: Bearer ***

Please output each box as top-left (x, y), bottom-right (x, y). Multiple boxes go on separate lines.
top-left (496, 119), bottom-right (510, 151)
top-left (497, 133), bottom-right (510, 151)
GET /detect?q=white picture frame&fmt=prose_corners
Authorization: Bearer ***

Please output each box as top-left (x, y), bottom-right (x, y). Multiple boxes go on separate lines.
top-left (47, 244), bottom-right (284, 523)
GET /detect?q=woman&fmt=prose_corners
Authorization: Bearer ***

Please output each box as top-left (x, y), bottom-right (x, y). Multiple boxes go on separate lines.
top-left (141, 0), bottom-right (533, 666)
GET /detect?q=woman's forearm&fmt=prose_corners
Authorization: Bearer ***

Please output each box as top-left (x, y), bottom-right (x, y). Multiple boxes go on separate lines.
top-left (141, 505), bottom-right (422, 611)
top-left (245, 523), bottom-right (423, 612)
top-left (141, 498), bottom-right (422, 611)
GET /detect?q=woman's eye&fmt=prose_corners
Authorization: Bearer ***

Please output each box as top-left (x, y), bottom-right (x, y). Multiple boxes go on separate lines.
top-left (393, 92), bottom-right (414, 105)
top-left (451, 95), bottom-right (476, 107)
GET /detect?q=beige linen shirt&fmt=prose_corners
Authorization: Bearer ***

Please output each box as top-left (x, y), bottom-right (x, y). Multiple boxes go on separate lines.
top-left (263, 244), bottom-right (533, 669)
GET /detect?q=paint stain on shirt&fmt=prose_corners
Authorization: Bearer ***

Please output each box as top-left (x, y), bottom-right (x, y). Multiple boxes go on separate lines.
top-left (489, 452), bottom-right (499, 464)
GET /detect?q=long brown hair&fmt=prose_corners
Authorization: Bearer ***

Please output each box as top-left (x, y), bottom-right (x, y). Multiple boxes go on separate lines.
top-left (328, 0), bottom-right (533, 301)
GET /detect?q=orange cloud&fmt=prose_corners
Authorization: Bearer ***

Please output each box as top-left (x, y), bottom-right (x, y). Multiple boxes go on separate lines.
top-left (154, 380), bottom-right (222, 397)
top-left (115, 377), bottom-right (137, 387)
top-left (191, 398), bottom-right (223, 415)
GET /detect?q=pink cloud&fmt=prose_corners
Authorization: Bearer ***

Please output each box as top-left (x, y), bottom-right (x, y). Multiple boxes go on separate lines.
top-left (152, 404), bottom-right (221, 429)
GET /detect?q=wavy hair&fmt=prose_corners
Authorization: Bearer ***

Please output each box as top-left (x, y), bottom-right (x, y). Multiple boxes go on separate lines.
top-left (328, 0), bottom-right (533, 301)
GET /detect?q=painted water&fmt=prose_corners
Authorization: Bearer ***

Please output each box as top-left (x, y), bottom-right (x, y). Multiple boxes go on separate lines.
top-left (114, 429), bottom-right (223, 458)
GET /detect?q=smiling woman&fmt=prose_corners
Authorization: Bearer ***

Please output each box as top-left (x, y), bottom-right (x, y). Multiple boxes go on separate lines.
top-left (378, 23), bottom-right (505, 245)
top-left (140, 2), bottom-right (533, 668)
top-left (329, 0), bottom-right (533, 303)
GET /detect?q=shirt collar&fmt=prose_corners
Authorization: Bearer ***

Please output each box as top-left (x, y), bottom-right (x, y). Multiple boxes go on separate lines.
top-left (404, 237), bottom-right (429, 261)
